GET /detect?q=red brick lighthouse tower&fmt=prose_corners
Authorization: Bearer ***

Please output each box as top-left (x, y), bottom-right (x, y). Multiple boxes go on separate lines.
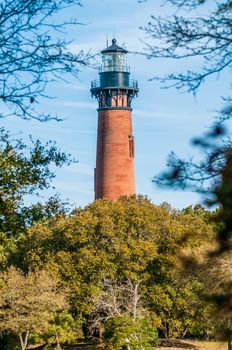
top-left (91, 39), bottom-right (139, 200)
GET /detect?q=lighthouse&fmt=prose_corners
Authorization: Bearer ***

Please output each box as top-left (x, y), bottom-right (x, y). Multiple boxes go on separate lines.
top-left (91, 39), bottom-right (139, 200)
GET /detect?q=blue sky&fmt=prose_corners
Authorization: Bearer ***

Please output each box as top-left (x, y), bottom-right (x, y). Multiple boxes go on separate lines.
top-left (2, 0), bottom-right (230, 209)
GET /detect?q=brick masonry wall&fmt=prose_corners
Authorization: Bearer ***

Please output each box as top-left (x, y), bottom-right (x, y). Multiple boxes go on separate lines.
top-left (95, 108), bottom-right (135, 200)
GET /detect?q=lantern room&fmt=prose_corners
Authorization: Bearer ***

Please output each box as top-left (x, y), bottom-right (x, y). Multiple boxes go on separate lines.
top-left (90, 38), bottom-right (138, 109)
top-left (101, 38), bottom-right (129, 73)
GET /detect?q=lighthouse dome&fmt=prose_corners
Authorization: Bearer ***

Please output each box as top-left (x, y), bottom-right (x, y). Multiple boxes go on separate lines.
top-left (101, 39), bottom-right (128, 73)
top-left (101, 38), bottom-right (128, 54)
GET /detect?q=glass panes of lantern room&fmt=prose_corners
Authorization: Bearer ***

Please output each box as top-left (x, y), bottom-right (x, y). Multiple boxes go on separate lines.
top-left (102, 52), bottom-right (129, 72)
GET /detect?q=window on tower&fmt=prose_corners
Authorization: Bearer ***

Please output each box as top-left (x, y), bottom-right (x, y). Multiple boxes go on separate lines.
top-left (129, 135), bottom-right (135, 158)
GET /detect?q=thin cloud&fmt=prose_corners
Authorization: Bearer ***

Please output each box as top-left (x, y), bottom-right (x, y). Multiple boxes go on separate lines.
top-left (57, 101), bottom-right (96, 109)
top-left (65, 163), bottom-right (94, 176)
top-left (134, 109), bottom-right (205, 120)
top-left (64, 83), bottom-right (89, 91)
top-left (56, 182), bottom-right (93, 196)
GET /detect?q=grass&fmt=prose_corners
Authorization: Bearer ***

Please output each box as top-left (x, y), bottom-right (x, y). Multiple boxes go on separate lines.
top-left (157, 339), bottom-right (227, 350)
top-left (193, 340), bottom-right (227, 348)
top-left (39, 339), bottom-right (228, 350)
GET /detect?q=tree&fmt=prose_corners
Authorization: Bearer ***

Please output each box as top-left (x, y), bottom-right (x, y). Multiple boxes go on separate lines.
top-left (90, 279), bottom-right (158, 349)
top-left (104, 316), bottom-right (157, 350)
top-left (180, 233), bottom-right (232, 347)
top-left (142, 0), bottom-right (232, 96)
top-left (0, 267), bottom-right (68, 350)
top-left (140, 0), bottom-right (232, 253)
top-left (0, 128), bottom-right (72, 239)
top-left (141, 0), bottom-right (232, 202)
top-left (0, 0), bottom-right (90, 121)
top-left (44, 310), bottom-right (77, 350)
top-left (13, 196), bottom-right (215, 340)
top-left (141, 1), bottom-right (232, 346)
top-left (141, 0), bottom-right (232, 196)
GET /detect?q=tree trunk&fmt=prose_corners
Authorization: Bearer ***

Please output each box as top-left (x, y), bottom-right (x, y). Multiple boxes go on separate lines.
top-left (228, 334), bottom-right (232, 350)
top-left (164, 321), bottom-right (169, 339)
top-left (180, 324), bottom-right (190, 339)
top-left (19, 331), bottom-right (29, 350)
top-left (132, 282), bottom-right (139, 321)
top-left (56, 333), bottom-right (61, 350)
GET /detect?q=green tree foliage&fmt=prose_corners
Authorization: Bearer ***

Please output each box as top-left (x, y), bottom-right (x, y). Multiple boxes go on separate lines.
top-left (144, 204), bottom-right (215, 338)
top-left (182, 228), bottom-right (232, 343)
top-left (14, 196), bottom-right (215, 339)
top-left (202, 252), bottom-right (232, 342)
top-left (91, 279), bottom-right (158, 348)
top-left (104, 316), bottom-right (157, 350)
top-left (0, 267), bottom-right (68, 350)
top-left (0, 128), bottom-right (72, 238)
top-left (44, 310), bottom-right (77, 350)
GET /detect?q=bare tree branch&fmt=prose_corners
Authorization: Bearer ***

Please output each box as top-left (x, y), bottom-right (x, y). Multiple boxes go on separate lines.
top-left (141, 0), bottom-right (232, 94)
top-left (0, 0), bottom-right (92, 121)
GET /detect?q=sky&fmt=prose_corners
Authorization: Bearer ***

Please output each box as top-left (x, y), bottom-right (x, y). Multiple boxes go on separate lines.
top-left (1, 0), bottom-right (230, 209)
